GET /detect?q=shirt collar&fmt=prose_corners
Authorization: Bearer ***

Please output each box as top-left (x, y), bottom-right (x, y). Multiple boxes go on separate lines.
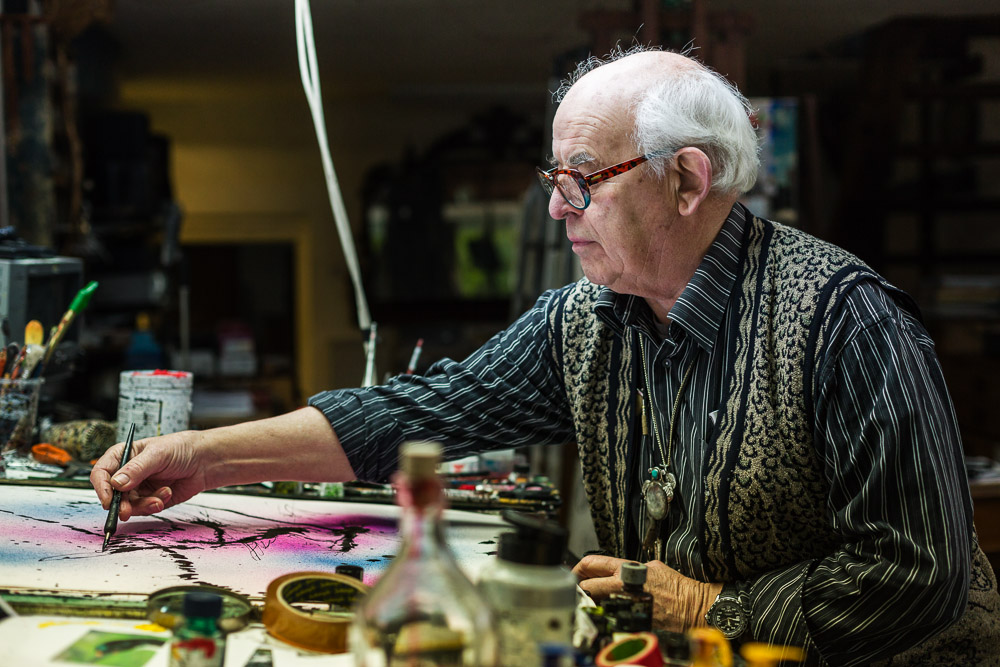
top-left (595, 202), bottom-right (748, 352)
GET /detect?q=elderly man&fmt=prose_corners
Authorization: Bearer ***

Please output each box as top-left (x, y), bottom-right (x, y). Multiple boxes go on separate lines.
top-left (93, 48), bottom-right (999, 664)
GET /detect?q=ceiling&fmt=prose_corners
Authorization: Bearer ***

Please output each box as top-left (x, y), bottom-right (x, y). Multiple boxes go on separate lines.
top-left (103, 0), bottom-right (1000, 97)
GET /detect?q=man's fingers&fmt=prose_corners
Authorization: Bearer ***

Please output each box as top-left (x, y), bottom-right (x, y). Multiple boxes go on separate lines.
top-left (572, 554), bottom-right (629, 580)
top-left (579, 574), bottom-right (622, 600)
top-left (117, 494), bottom-right (133, 522)
top-left (109, 449), bottom-right (154, 492)
top-left (92, 471), bottom-right (112, 508)
top-left (91, 443), bottom-right (125, 506)
top-left (129, 496), bottom-right (164, 517)
top-left (125, 487), bottom-right (172, 518)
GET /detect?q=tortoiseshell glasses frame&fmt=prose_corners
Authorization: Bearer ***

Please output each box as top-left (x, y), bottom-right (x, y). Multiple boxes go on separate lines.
top-left (535, 153), bottom-right (660, 210)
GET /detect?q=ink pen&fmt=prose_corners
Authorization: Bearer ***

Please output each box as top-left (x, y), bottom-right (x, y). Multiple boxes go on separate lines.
top-left (102, 422), bottom-right (136, 552)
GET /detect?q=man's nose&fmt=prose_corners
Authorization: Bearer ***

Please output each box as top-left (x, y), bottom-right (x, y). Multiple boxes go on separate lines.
top-left (547, 187), bottom-right (574, 221)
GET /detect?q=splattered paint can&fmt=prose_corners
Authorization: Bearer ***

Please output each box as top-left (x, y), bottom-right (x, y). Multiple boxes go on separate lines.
top-left (117, 370), bottom-right (194, 442)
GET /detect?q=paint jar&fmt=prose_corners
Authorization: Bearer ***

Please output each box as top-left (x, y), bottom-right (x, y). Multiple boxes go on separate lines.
top-left (116, 370), bottom-right (193, 442)
top-left (478, 509), bottom-right (577, 667)
top-left (608, 561), bottom-right (654, 633)
top-left (0, 377), bottom-right (43, 454)
top-left (169, 591), bottom-right (226, 667)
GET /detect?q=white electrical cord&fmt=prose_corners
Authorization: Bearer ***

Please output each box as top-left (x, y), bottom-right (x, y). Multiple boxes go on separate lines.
top-left (294, 0), bottom-right (372, 335)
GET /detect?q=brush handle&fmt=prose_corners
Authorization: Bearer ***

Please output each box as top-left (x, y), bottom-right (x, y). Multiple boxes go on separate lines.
top-left (102, 423), bottom-right (136, 547)
top-left (104, 490), bottom-right (122, 537)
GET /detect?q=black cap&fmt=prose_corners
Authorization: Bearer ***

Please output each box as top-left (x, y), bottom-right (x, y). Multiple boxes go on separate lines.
top-left (183, 591), bottom-right (223, 619)
top-left (336, 564), bottom-right (364, 581)
top-left (496, 509), bottom-right (568, 566)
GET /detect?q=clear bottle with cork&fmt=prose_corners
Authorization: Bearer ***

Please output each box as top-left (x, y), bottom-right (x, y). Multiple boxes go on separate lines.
top-left (168, 591), bottom-right (226, 667)
top-left (608, 561), bottom-right (653, 632)
top-left (350, 441), bottom-right (500, 666)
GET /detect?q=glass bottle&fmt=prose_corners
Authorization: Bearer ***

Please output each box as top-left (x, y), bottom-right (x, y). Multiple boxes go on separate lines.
top-left (350, 441), bottom-right (500, 666)
top-left (169, 591), bottom-right (225, 667)
top-left (607, 561), bottom-right (653, 632)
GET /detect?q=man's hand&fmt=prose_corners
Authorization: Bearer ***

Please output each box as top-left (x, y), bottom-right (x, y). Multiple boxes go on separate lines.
top-left (90, 407), bottom-right (357, 523)
top-left (573, 554), bottom-right (722, 632)
top-left (90, 430), bottom-right (208, 522)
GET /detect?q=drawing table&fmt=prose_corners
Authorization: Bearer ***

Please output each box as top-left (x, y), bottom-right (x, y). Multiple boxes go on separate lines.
top-left (0, 481), bottom-right (507, 665)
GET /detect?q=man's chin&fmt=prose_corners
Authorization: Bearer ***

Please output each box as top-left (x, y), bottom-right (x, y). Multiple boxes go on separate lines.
top-left (579, 266), bottom-right (612, 288)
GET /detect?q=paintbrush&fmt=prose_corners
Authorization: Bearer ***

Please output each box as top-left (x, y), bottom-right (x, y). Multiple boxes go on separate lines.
top-left (4, 345), bottom-right (27, 381)
top-left (40, 280), bottom-right (98, 373)
top-left (102, 422), bottom-right (136, 552)
top-left (24, 320), bottom-right (43, 346)
top-left (16, 321), bottom-right (46, 379)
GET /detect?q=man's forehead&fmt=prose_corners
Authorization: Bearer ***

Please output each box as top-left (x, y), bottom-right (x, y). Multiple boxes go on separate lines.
top-left (551, 104), bottom-right (631, 165)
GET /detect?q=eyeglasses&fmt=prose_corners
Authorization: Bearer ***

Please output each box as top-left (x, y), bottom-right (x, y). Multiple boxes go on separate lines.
top-left (535, 153), bottom-right (659, 210)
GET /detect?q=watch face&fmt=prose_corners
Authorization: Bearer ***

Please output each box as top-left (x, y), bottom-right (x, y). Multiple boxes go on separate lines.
top-left (708, 597), bottom-right (748, 639)
top-left (643, 481), bottom-right (669, 520)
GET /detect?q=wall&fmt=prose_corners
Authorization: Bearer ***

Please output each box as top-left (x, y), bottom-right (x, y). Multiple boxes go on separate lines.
top-left (117, 75), bottom-right (546, 398)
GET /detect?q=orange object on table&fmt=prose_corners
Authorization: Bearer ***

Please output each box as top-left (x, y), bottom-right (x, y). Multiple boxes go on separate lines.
top-left (31, 443), bottom-right (73, 466)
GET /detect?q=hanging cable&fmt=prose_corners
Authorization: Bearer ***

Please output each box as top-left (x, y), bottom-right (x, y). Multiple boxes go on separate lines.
top-left (294, 0), bottom-right (372, 338)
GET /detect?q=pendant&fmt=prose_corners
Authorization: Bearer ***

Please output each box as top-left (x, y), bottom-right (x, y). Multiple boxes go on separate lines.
top-left (641, 467), bottom-right (675, 557)
top-left (642, 466), bottom-right (675, 520)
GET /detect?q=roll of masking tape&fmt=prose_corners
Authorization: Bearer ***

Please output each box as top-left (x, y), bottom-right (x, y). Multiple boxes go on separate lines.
top-left (262, 571), bottom-right (370, 654)
top-left (596, 632), bottom-right (663, 667)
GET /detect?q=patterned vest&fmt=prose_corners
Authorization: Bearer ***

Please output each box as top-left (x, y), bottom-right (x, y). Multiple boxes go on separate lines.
top-left (552, 215), bottom-right (999, 663)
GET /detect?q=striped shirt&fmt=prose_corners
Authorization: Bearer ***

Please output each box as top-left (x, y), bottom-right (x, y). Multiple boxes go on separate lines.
top-left (309, 204), bottom-right (979, 664)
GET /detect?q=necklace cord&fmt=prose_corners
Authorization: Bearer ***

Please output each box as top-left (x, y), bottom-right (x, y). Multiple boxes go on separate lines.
top-left (640, 337), bottom-right (698, 470)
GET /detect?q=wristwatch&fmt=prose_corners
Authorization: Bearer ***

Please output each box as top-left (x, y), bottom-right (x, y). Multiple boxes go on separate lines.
top-left (705, 583), bottom-right (749, 640)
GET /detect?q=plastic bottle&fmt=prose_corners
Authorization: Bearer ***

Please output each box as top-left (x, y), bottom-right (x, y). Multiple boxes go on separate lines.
top-left (350, 441), bottom-right (499, 666)
top-left (124, 312), bottom-right (164, 370)
top-left (168, 591), bottom-right (226, 667)
top-left (478, 510), bottom-right (578, 667)
top-left (608, 561), bottom-right (653, 632)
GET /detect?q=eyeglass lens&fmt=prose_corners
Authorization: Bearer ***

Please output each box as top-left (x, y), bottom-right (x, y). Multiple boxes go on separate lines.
top-left (553, 173), bottom-right (587, 208)
top-left (536, 168), bottom-right (588, 209)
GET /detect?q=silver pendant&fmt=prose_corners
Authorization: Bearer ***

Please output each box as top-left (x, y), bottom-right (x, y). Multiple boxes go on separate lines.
top-left (642, 467), bottom-right (676, 520)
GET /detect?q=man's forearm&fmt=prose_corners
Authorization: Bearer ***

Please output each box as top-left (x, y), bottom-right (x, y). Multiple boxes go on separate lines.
top-left (199, 406), bottom-right (357, 489)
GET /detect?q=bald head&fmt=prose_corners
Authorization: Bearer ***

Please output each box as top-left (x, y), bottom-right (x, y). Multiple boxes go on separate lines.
top-left (553, 47), bottom-right (759, 196)
top-left (559, 50), bottom-right (695, 112)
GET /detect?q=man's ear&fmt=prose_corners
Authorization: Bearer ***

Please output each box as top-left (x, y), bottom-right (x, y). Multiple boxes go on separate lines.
top-left (670, 147), bottom-right (713, 216)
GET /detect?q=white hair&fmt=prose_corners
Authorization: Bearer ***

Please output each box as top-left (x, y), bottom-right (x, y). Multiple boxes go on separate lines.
top-left (555, 46), bottom-right (760, 196)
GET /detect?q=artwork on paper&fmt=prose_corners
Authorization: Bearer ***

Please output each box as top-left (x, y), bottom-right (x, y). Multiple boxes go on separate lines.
top-left (52, 629), bottom-right (167, 666)
top-left (0, 485), bottom-right (505, 598)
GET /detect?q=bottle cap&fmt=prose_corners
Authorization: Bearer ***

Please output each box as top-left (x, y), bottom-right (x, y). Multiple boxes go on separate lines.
top-left (496, 509), bottom-right (567, 566)
top-left (620, 561), bottom-right (647, 586)
top-left (183, 591), bottom-right (223, 619)
top-left (400, 441), bottom-right (441, 480)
